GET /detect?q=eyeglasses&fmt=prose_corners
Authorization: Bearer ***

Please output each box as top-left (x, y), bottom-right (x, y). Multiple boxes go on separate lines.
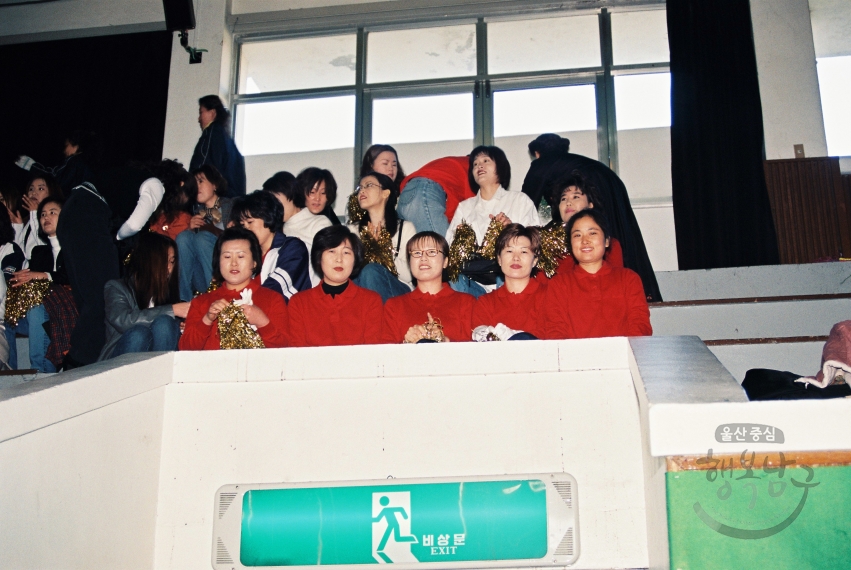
top-left (356, 182), bottom-right (381, 192)
top-left (409, 249), bottom-right (441, 258)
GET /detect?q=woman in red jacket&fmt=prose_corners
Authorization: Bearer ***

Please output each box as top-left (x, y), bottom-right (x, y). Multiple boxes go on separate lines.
top-left (287, 225), bottom-right (383, 346)
top-left (179, 227), bottom-right (288, 350)
top-left (544, 209), bottom-right (651, 339)
top-left (473, 224), bottom-right (547, 340)
top-left (545, 171), bottom-right (623, 277)
top-left (382, 231), bottom-right (474, 343)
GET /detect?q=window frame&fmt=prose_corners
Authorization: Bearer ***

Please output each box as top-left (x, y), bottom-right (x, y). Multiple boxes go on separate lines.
top-left (230, 3), bottom-right (668, 184)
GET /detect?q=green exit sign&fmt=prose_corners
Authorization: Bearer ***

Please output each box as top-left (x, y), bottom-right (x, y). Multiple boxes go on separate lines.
top-left (213, 474), bottom-right (578, 570)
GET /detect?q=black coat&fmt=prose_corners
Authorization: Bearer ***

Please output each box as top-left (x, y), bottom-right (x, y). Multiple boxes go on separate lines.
top-left (521, 153), bottom-right (662, 302)
top-left (30, 243), bottom-right (69, 285)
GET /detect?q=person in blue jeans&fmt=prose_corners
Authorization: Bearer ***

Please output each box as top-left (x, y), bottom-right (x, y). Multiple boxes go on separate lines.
top-left (176, 164), bottom-right (232, 300)
top-left (5, 197), bottom-right (50, 371)
top-left (99, 233), bottom-right (191, 360)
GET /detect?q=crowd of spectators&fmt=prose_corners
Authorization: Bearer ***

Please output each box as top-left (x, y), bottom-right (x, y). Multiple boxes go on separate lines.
top-left (0, 95), bottom-right (655, 370)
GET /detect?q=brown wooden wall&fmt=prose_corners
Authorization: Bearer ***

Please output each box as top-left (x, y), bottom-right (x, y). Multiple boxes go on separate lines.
top-left (763, 157), bottom-right (851, 263)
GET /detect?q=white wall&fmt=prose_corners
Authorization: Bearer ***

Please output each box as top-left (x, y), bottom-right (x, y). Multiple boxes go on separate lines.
top-left (0, 0), bottom-right (164, 43)
top-left (751, 0), bottom-right (828, 159)
top-left (809, 0), bottom-right (851, 58)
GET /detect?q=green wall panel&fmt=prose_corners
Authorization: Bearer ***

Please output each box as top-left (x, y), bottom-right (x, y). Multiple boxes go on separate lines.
top-left (667, 464), bottom-right (851, 569)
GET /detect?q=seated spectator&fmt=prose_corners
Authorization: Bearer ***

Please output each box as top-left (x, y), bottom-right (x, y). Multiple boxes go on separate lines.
top-left (473, 224), bottom-right (547, 340)
top-left (382, 231), bottom-right (474, 343)
top-left (100, 232), bottom-right (190, 360)
top-left (5, 197), bottom-right (66, 371)
top-left (149, 164), bottom-right (194, 240)
top-left (116, 159), bottom-right (193, 241)
top-left (544, 209), bottom-right (651, 339)
top-left (0, 205), bottom-right (26, 282)
top-left (17, 172), bottom-right (63, 258)
top-left (297, 166), bottom-right (340, 226)
top-left (348, 172), bottom-right (416, 302)
top-left (398, 156), bottom-right (470, 236)
top-left (262, 171), bottom-right (298, 224)
top-left (180, 227), bottom-right (288, 350)
top-left (231, 191), bottom-right (310, 301)
top-left (287, 226), bottom-right (382, 347)
top-left (176, 164), bottom-right (233, 301)
top-left (446, 146), bottom-right (540, 298)
top-left (285, 169), bottom-right (334, 283)
top-left (539, 171), bottom-right (623, 280)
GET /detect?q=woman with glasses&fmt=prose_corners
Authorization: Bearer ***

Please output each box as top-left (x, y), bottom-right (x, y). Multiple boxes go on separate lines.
top-left (381, 231), bottom-right (474, 343)
top-left (472, 224), bottom-right (547, 341)
top-left (347, 171), bottom-right (416, 303)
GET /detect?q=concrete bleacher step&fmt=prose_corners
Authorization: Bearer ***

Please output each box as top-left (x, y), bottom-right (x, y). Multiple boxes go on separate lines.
top-left (706, 337), bottom-right (825, 384)
top-left (649, 293), bottom-right (849, 341)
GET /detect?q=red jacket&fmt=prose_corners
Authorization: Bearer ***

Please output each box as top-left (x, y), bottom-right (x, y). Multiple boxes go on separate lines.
top-left (179, 279), bottom-right (288, 350)
top-left (543, 261), bottom-right (651, 339)
top-left (382, 284), bottom-right (475, 343)
top-left (400, 156), bottom-right (471, 221)
top-left (150, 211), bottom-right (192, 241)
top-left (473, 278), bottom-right (548, 339)
top-left (288, 281), bottom-right (383, 347)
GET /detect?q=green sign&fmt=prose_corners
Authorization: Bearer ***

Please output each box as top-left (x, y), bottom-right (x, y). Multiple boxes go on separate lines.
top-left (239, 480), bottom-right (548, 567)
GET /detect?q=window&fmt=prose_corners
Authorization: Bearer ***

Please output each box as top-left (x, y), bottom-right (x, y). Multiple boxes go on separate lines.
top-left (232, 5), bottom-right (671, 210)
top-left (816, 56), bottom-right (851, 156)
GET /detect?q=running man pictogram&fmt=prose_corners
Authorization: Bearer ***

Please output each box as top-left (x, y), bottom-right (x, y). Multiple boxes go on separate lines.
top-left (373, 495), bottom-right (418, 562)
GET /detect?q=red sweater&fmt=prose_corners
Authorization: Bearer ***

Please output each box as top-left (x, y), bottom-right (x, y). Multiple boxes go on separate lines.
top-left (543, 261), bottom-right (651, 339)
top-left (288, 281), bottom-right (382, 347)
top-left (150, 211), bottom-right (192, 241)
top-left (537, 237), bottom-right (624, 283)
top-left (179, 279), bottom-right (289, 350)
top-left (400, 156), bottom-right (471, 221)
top-left (472, 278), bottom-right (548, 339)
top-left (382, 284), bottom-right (475, 343)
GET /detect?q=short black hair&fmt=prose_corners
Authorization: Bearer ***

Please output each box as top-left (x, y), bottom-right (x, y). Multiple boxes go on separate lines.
top-left (406, 231), bottom-right (450, 283)
top-left (262, 171), bottom-right (303, 209)
top-left (212, 226), bottom-right (263, 284)
top-left (565, 208), bottom-right (611, 257)
top-left (528, 133), bottom-right (570, 160)
top-left (297, 167), bottom-right (338, 206)
top-left (468, 146), bottom-right (511, 192)
top-left (192, 164), bottom-right (228, 198)
top-left (230, 190), bottom-right (284, 234)
top-left (310, 225), bottom-right (364, 279)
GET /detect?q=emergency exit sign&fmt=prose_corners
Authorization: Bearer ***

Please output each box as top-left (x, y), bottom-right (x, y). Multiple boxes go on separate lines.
top-left (213, 474), bottom-right (578, 570)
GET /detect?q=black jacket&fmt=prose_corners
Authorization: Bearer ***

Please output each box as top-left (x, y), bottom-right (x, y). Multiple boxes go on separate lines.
top-left (189, 122), bottom-right (246, 197)
top-left (30, 243), bottom-right (69, 285)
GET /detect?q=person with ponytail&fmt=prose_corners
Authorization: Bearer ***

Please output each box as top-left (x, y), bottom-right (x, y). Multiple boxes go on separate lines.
top-left (189, 95), bottom-right (246, 197)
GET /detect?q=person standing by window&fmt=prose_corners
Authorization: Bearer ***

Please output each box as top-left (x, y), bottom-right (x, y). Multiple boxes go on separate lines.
top-left (190, 95), bottom-right (246, 198)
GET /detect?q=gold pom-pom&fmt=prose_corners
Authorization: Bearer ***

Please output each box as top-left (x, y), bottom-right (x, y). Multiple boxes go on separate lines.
top-left (478, 217), bottom-right (504, 260)
top-left (359, 224), bottom-right (398, 276)
top-left (217, 302), bottom-right (265, 349)
top-left (5, 279), bottom-right (52, 327)
top-left (422, 316), bottom-right (447, 342)
top-left (537, 222), bottom-right (568, 278)
top-left (347, 192), bottom-right (366, 224)
top-left (447, 221), bottom-right (477, 282)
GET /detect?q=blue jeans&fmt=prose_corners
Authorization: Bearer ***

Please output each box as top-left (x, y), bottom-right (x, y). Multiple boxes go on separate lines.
top-left (4, 304), bottom-right (55, 373)
top-left (354, 263), bottom-right (411, 303)
top-left (449, 274), bottom-right (504, 299)
top-left (397, 178), bottom-right (449, 236)
top-left (177, 229), bottom-right (218, 301)
top-left (110, 314), bottom-right (181, 358)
